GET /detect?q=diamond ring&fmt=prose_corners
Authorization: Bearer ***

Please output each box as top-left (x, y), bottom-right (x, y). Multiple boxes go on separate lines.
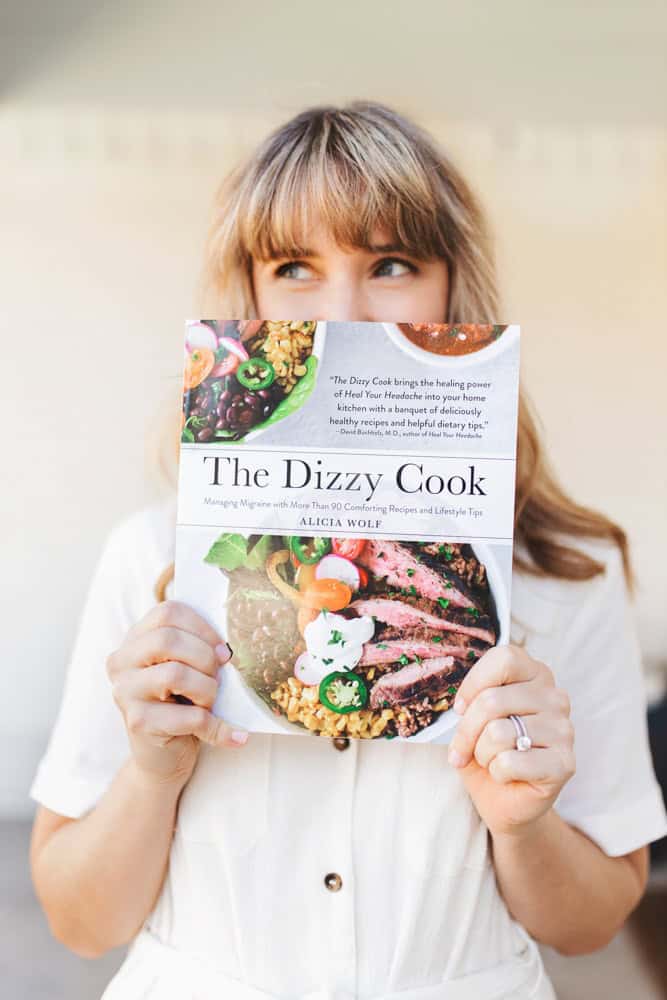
top-left (508, 714), bottom-right (532, 752)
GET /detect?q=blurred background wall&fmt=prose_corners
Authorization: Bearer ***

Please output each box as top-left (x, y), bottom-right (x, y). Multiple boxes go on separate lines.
top-left (1, 0), bottom-right (666, 823)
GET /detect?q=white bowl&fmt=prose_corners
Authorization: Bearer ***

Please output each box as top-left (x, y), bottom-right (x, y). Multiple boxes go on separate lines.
top-left (382, 322), bottom-right (518, 370)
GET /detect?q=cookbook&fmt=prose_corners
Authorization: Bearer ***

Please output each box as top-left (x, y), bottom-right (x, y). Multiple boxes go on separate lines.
top-left (175, 321), bottom-right (520, 744)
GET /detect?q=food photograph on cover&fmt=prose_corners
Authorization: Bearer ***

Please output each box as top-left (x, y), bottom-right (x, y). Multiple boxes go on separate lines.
top-left (182, 320), bottom-right (321, 443)
top-left (203, 530), bottom-right (503, 741)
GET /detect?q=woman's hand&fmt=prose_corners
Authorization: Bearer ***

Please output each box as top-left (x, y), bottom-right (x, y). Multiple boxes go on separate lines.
top-left (107, 600), bottom-right (248, 789)
top-left (447, 644), bottom-right (575, 839)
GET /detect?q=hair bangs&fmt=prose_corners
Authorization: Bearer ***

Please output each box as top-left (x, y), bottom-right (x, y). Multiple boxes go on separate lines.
top-left (237, 116), bottom-right (449, 263)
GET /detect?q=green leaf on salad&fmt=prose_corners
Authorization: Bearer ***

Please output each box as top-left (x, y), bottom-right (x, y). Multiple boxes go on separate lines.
top-left (204, 533), bottom-right (249, 571)
top-left (245, 534), bottom-right (274, 570)
top-left (204, 532), bottom-right (274, 571)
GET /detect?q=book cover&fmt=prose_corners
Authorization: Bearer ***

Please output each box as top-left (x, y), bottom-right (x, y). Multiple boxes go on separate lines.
top-left (175, 320), bottom-right (520, 744)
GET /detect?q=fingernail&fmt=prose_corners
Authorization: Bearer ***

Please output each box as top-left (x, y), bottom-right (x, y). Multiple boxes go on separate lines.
top-left (216, 642), bottom-right (232, 662)
top-left (448, 747), bottom-right (465, 768)
top-left (453, 696), bottom-right (466, 715)
top-left (231, 729), bottom-right (248, 745)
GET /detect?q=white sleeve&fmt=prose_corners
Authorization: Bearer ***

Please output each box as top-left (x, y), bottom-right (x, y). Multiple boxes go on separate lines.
top-left (29, 506), bottom-right (171, 818)
top-left (551, 542), bottom-right (667, 856)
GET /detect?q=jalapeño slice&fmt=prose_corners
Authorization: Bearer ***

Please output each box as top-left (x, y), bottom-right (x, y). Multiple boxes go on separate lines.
top-left (236, 357), bottom-right (276, 390)
top-left (319, 670), bottom-right (368, 714)
top-left (288, 536), bottom-right (332, 565)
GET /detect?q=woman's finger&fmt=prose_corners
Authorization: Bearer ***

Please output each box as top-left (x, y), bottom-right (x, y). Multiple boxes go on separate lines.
top-left (118, 661), bottom-right (219, 710)
top-left (473, 712), bottom-right (574, 769)
top-left (109, 626), bottom-right (221, 679)
top-left (453, 645), bottom-right (543, 715)
top-left (487, 746), bottom-right (576, 786)
top-left (125, 701), bottom-right (248, 748)
top-left (449, 679), bottom-right (556, 768)
top-left (126, 599), bottom-right (223, 650)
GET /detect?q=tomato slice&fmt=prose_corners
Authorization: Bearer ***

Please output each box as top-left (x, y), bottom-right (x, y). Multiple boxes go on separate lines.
top-left (184, 348), bottom-right (215, 389)
top-left (301, 578), bottom-right (352, 612)
top-left (357, 566), bottom-right (369, 589)
top-left (331, 538), bottom-right (367, 560)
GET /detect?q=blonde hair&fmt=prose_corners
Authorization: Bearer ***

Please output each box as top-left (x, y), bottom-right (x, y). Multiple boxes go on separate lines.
top-left (154, 101), bottom-right (632, 600)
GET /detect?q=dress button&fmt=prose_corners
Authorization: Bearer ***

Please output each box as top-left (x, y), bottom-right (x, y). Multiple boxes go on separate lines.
top-left (324, 872), bottom-right (343, 892)
top-left (332, 737), bottom-right (350, 751)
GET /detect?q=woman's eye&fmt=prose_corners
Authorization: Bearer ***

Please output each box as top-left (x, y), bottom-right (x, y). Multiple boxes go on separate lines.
top-left (373, 257), bottom-right (416, 278)
top-left (275, 261), bottom-right (312, 280)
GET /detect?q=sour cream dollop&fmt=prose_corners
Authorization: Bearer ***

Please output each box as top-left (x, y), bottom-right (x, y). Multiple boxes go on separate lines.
top-left (294, 612), bottom-right (375, 686)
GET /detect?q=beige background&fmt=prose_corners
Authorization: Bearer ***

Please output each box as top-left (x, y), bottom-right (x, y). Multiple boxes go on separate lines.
top-left (2, 0), bottom-right (666, 818)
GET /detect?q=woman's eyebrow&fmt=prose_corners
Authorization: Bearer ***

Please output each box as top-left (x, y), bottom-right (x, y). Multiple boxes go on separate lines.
top-left (367, 242), bottom-right (407, 254)
top-left (263, 242), bottom-right (417, 260)
top-left (265, 246), bottom-right (316, 260)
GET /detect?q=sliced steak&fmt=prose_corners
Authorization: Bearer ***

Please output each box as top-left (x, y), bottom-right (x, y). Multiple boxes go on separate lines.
top-left (359, 540), bottom-right (479, 610)
top-left (369, 656), bottom-right (458, 707)
top-left (351, 596), bottom-right (497, 645)
top-left (360, 629), bottom-right (489, 666)
top-left (404, 541), bottom-right (491, 611)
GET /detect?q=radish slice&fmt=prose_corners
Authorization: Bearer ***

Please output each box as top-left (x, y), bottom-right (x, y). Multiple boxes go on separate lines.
top-left (294, 651), bottom-right (325, 686)
top-left (185, 321), bottom-right (218, 353)
top-left (218, 336), bottom-right (249, 362)
top-left (315, 555), bottom-right (361, 591)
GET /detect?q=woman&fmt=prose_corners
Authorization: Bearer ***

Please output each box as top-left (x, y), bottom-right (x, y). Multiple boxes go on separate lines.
top-left (30, 103), bottom-right (667, 999)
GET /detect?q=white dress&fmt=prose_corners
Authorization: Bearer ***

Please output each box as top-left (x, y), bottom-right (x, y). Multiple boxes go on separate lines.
top-left (30, 499), bottom-right (667, 1000)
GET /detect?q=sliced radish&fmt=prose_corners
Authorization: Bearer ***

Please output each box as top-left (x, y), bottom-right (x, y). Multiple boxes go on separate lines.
top-left (185, 321), bottom-right (218, 353)
top-left (218, 336), bottom-right (249, 362)
top-left (294, 651), bottom-right (325, 686)
top-left (315, 555), bottom-right (361, 591)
